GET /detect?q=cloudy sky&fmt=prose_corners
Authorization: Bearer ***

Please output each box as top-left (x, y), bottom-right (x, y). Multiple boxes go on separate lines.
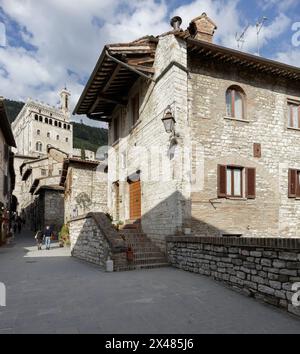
top-left (0, 0), bottom-right (300, 127)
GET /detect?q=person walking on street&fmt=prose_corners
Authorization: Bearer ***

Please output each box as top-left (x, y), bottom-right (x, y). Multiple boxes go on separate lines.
top-left (44, 225), bottom-right (52, 250)
top-left (35, 230), bottom-right (43, 250)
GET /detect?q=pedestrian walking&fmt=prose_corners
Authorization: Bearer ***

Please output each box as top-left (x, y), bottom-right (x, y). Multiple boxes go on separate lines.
top-left (35, 230), bottom-right (43, 250)
top-left (44, 225), bottom-right (52, 250)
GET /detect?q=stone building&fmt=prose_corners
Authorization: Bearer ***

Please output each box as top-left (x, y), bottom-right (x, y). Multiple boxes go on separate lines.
top-left (60, 157), bottom-right (108, 223)
top-left (74, 13), bottom-right (300, 253)
top-left (19, 146), bottom-right (67, 231)
top-left (0, 98), bottom-right (16, 245)
top-left (12, 89), bottom-right (73, 214)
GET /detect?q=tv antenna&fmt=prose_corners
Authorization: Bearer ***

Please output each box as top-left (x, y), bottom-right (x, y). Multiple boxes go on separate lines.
top-left (256, 16), bottom-right (268, 56)
top-left (235, 24), bottom-right (249, 49)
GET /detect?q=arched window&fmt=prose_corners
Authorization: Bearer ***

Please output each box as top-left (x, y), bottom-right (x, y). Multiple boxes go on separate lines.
top-left (36, 142), bottom-right (42, 152)
top-left (37, 129), bottom-right (40, 135)
top-left (49, 119), bottom-right (53, 125)
top-left (63, 123), bottom-right (67, 129)
top-left (226, 86), bottom-right (245, 120)
top-left (59, 122), bottom-right (62, 128)
top-left (56, 135), bottom-right (59, 140)
top-left (39, 116), bottom-right (43, 122)
top-left (45, 117), bottom-right (48, 124)
top-left (66, 137), bottom-right (69, 142)
top-left (47, 132), bottom-right (50, 138)
top-left (67, 125), bottom-right (71, 130)
top-left (54, 121), bottom-right (58, 127)
top-left (35, 114), bottom-right (38, 121)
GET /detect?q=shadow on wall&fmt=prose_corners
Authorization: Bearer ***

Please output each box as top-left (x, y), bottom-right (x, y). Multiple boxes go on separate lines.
top-left (69, 213), bottom-right (127, 271)
top-left (136, 186), bottom-right (279, 252)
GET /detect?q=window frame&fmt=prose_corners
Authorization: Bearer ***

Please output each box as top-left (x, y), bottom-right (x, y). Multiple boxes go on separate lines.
top-left (288, 101), bottom-right (300, 129)
top-left (226, 165), bottom-right (243, 198)
top-left (226, 86), bottom-right (246, 120)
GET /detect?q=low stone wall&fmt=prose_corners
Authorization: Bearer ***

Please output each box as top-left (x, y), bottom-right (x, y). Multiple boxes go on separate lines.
top-left (69, 212), bottom-right (127, 271)
top-left (167, 236), bottom-right (300, 317)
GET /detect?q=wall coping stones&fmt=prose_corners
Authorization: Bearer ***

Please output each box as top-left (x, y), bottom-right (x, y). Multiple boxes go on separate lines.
top-left (70, 212), bottom-right (127, 253)
top-left (166, 236), bottom-right (300, 250)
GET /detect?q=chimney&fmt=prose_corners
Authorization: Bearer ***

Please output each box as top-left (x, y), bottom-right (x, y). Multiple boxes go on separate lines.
top-left (188, 13), bottom-right (217, 43)
top-left (170, 16), bottom-right (182, 31)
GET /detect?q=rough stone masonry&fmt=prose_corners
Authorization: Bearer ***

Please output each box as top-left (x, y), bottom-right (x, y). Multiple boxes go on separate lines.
top-left (167, 236), bottom-right (300, 317)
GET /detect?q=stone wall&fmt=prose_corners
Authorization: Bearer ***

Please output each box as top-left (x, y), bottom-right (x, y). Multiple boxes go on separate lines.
top-left (167, 236), bottom-right (300, 317)
top-left (44, 190), bottom-right (64, 232)
top-left (188, 55), bottom-right (300, 238)
top-left (69, 213), bottom-right (127, 271)
top-left (107, 34), bottom-right (190, 251)
top-left (64, 164), bottom-right (108, 223)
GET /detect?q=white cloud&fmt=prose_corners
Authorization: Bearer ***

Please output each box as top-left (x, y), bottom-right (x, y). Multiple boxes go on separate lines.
top-left (0, 0), bottom-right (297, 128)
top-left (258, 0), bottom-right (298, 12)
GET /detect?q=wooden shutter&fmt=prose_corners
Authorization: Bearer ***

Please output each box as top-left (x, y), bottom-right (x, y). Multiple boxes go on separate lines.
top-left (218, 165), bottom-right (227, 198)
top-left (246, 168), bottom-right (256, 199)
top-left (289, 169), bottom-right (297, 198)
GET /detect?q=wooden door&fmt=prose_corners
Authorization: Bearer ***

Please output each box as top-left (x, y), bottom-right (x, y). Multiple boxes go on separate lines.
top-left (129, 181), bottom-right (141, 220)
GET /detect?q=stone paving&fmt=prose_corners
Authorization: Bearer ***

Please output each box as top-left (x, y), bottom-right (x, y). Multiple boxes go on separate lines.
top-left (0, 229), bottom-right (300, 334)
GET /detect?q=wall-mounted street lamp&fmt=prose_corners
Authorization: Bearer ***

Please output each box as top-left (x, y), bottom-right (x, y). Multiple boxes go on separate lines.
top-left (162, 110), bottom-right (176, 134)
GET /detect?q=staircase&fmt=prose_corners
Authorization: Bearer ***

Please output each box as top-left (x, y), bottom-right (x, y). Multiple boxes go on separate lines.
top-left (119, 225), bottom-right (169, 270)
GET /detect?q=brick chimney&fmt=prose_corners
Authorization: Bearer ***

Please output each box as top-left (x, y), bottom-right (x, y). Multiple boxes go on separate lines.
top-left (188, 13), bottom-right (217, 43)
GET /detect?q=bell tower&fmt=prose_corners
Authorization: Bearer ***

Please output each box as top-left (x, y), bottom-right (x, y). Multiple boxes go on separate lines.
top-left (60, 87), bottom-right (71, 117)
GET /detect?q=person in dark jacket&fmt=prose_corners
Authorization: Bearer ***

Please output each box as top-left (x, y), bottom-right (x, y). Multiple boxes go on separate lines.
top-left (44, 225), bottom-right (52, 250)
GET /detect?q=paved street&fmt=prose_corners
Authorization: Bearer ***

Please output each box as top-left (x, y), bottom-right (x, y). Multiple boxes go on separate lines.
top-left (0, 229), bottom-right (300, 334)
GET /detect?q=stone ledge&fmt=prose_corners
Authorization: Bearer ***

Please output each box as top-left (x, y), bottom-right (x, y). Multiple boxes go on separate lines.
top-left (166, 236), bottom-right (300, 250)
top-left (69, 212), bottom-right (127, 253)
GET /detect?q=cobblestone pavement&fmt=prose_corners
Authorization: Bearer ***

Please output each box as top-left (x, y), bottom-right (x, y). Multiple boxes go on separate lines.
top-left (0, 229), bottom-right (300, 334)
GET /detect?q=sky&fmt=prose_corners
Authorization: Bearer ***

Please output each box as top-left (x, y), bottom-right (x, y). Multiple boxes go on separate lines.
top-left (0, 0), bottom-right (300, 127)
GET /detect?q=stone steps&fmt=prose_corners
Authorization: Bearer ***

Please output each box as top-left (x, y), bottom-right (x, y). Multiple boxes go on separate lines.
top-left (122, 231), bottom-right (169, 270)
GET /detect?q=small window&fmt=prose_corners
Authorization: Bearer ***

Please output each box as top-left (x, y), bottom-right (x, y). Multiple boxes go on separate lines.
top-left (288, 102), bottom-right (300, 129)
top-left (66, 137), bottom-right (69, 142)
top-left (63, 123), bottom-right (67, 129)
top-left (59, 122), bottom-right (62, 128)
top-left (218, 165), bottom-right (256, 199)
top-left (35, 114), bottom-right (38, 121)
top-left (56, 135), bottom-right (59, 141)
top-left (131, 93), bottom-right (139, 125)
top-left (67, 125), bottom-right (71, 130)
top-left (226, 86), bottom-right (245, 120)
top-left (36, 142), bottom-right (42, 152)
top-left (39, 116), bottom-right (43, 122)
top-left (49, 119), bottom-right (53, 125)
top-left (54, 121), bottom-right (58, 127)
top-left (47, 132), bottom-right (50, 138)
top-left (37, 130), bottom-right (40, 135)
top-left (45, 117), bottom-right (48, 124)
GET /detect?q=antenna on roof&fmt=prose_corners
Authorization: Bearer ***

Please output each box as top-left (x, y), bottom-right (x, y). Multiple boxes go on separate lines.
top-left (256, 16), bottom-right (268, 56)
top-left (235, 24), bottom-right (249, 50)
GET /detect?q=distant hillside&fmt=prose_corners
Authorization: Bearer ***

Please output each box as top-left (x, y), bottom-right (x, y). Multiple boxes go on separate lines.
top-left (72, 122), bottom-right (108, 152)
top-left (4, 99), bottom-right (25, 123)
top-left (4, 99), bottom-right (108, 152)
